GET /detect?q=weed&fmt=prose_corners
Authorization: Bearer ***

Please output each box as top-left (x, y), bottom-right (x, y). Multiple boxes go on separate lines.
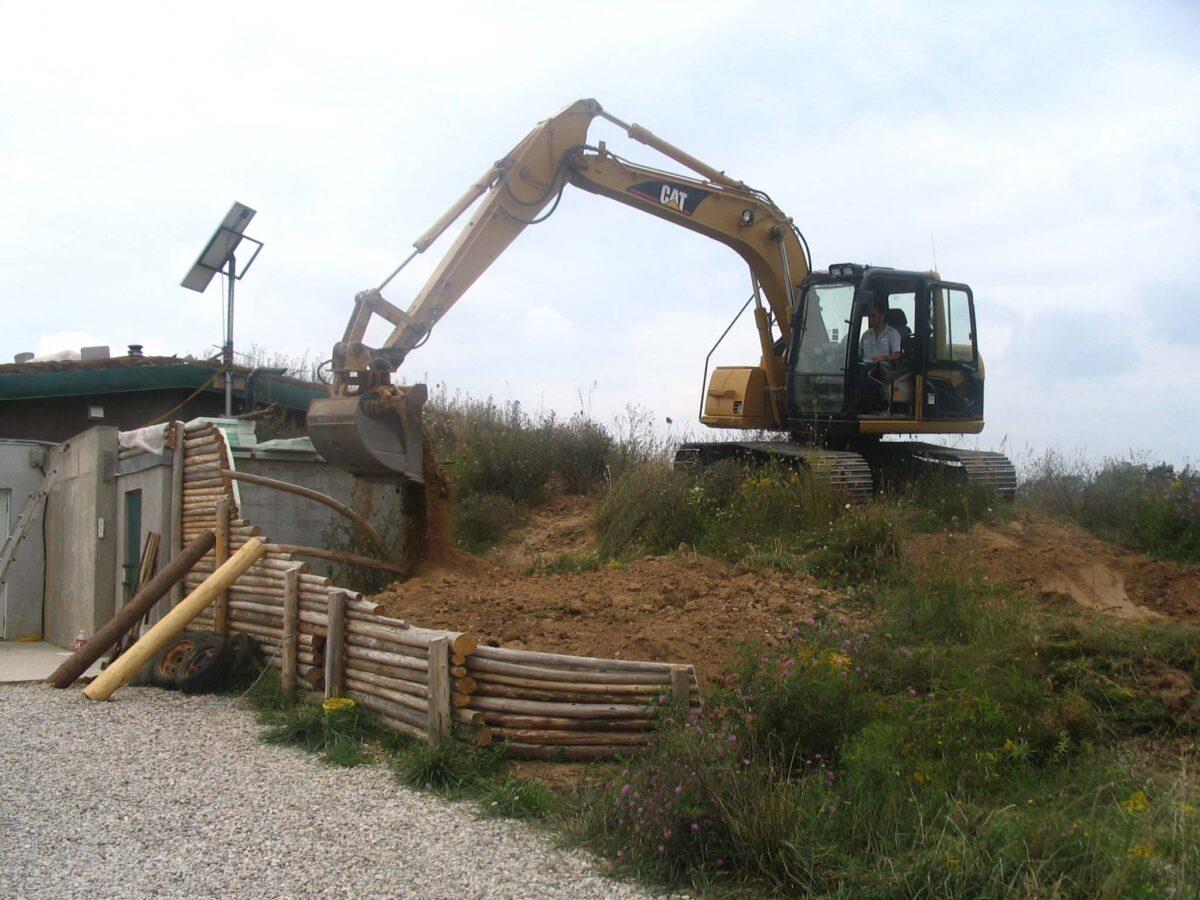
top-left (524, 551), bottom-right (600, 575)
top-left (806, 506), bottom-right (903, 586)
top-left (392, 741), bottom-right (506, 795)
top-left (571, 564), bottom-right (1200, 895)
top-left (481, 775), bottom-right (556, 819)
top-left (454, 493), bottom-right (523, 551)
top-left (1023, 452), bottom-right (1200, 563)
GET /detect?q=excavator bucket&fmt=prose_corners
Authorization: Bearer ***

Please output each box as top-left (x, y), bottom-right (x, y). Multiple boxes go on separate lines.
top-left (307, 384), bottom-right (427, 483)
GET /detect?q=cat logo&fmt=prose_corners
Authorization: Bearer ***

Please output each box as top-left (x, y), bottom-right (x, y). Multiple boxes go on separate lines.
top-left (627, 180), bottom-right (710, 217)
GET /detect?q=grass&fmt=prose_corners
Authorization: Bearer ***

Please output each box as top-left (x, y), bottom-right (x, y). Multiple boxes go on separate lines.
top-left (240, 668), bottom-right (556, 821)
top-left (565, 564), bottom-right (1200, 896)
top-left (1022, 451), bottom-right (1200, 563)
top-left (421, 390), bottom-right (673, 552)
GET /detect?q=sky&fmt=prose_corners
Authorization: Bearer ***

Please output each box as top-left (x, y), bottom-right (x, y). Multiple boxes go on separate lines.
top-left (2, 0), bottom-right (1198, 467)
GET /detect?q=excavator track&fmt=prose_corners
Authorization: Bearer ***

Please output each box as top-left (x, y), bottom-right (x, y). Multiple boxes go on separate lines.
top-left (863, 441), bottom-right (1017, 500)
top-left (674, 441), bottom-right (875, 503)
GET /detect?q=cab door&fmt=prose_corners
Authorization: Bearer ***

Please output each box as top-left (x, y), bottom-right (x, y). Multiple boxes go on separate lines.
top-left (921, 282), bottom-right (983, 420)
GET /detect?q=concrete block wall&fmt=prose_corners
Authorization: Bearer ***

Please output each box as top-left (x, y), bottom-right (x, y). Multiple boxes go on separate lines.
top-left (44, 427), bottom-right (118, 648)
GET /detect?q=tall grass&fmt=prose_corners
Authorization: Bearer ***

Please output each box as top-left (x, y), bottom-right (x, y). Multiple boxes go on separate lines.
top-left (567, 567), bottom-right (1200, 895)
top-left (1023, 451), bottom-right (1200, 563)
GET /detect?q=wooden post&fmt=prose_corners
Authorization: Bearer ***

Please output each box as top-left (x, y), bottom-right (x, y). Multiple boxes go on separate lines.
top-left (48, 531), bottom-right (215, 688)
top-left (168, 421), bottom-right (185, 607)
top-left (83, 538), bottom-right (267, 701)
top-left (426, 635), bottom-right (451, 748)
top-left (213, 498), bottom-right (230, 637)
top-left (670, 666), bottom-right (691, 705)
top-left (281, 564), bottom-right (301, 698)
top-left (324, 590), bottom-right (346, 699)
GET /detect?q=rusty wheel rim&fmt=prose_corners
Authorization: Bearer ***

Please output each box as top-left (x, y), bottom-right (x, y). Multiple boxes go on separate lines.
top-left (158, 640), bottom-right (199, 678)
top-left (177, 642), bottom-right (220, 679)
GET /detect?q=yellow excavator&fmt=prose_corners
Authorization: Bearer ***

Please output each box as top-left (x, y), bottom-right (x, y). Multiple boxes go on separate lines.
top-left (308, 99), bottom-right (1015, 509)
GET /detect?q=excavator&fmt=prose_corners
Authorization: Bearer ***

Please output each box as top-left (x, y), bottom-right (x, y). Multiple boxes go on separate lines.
top-left (307, 99), bottom-right (1016, 526)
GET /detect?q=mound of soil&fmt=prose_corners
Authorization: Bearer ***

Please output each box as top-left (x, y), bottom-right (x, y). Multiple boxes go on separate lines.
top-left (373, 496), bottom-right (849, 681)
top-left (918, 514), bottom-right (1200, 622)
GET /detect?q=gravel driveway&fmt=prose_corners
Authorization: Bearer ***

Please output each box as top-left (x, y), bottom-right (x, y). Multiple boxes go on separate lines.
top-left (0, 684), bottom-right (651, 899)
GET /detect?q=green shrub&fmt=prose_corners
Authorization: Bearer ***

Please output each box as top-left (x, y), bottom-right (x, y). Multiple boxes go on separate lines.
top-left (571, 567), bottom-right (1200, 895)
top-left (806, 506), bottom-right (904, 586)
top-left (595, 463), bottom-right (706, 560)
top-left (902, 471), bottom-right (1002, 532)
top-left (481, 775), bottom-right (556, 819)
top-left (1023, 453), bottom-right (1200, 563)
top-left (393, 741), bottom-right (505, 795)
top-left (454, 492), bottom-right (523, 551)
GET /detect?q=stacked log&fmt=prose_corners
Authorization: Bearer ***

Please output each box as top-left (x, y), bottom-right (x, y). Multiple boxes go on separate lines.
top-left (173, 418), bottom-right (699, 760)
top-left (460, 646), bottom-right (699, 759)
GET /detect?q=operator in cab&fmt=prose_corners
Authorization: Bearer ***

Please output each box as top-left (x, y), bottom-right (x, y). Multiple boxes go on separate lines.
top-left (856, 299), bottom-right (902, 404)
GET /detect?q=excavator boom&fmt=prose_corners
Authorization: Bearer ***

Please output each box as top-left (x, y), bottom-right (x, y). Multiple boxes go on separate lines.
top-left (310, 99), bottom-right (810, 480)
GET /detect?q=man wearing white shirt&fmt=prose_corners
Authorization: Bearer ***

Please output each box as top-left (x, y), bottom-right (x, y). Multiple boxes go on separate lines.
top-left (856, 301), bottom-right (902, 405)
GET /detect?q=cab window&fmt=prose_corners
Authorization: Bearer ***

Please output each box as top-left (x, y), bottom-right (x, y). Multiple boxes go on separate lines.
top-left (930, 286), bottom-right (976, 364)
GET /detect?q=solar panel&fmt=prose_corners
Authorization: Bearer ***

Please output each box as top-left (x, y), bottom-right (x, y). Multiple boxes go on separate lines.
top-left (180, 202), bottom-right (257, 292)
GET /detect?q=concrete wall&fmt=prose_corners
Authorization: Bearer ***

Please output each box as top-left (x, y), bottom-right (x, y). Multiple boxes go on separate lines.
top-left (232, 454), bottom-right (394, 578)
top-left (0, 440), bottom-right (51, 640)
top-left (112, 453), bottom-right (173, 607)
top-left (44, 427), bottom-right (118, 648)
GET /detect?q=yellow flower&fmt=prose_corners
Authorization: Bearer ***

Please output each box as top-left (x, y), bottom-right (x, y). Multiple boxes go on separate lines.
top-left (1128, 842), bottom-right (1155, 859)
top-left (1177, 802), bottom-right (1198, 816)
top-left (945, 853), bottom-right (960, 869)
top-left (1121, 791), bottom-right (1150, 815)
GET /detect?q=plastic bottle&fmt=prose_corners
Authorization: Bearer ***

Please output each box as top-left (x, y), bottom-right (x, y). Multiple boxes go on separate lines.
top-left (73, 630), bottom-right (87, 652)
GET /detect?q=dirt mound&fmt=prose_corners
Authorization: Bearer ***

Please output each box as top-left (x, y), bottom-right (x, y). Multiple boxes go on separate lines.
top-left (373, 495), bottom-right (850, 682)
top-left (918, 514), bottom-right (1200, 622)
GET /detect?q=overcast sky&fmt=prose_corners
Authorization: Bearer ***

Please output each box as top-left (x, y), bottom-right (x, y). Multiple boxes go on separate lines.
top-left (2, 1), bottom-right (1197, 467)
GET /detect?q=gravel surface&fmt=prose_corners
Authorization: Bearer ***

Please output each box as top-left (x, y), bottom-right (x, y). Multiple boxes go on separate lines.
top-left (0, 684), bottom-right (653, 899)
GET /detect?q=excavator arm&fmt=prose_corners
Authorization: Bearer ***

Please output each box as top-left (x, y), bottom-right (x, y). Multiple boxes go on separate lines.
top-left (309, 99), bottom-right (810, 481)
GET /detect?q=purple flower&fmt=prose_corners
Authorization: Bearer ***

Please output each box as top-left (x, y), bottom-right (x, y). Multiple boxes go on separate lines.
top-left (657, 844), bottom-right (665, 853)
top-left (690, 822), bottom-right (701, 833)
top-left (674, 784), bottom-right (683, 794)
top-left (620, 784), bottom-right (631, 796)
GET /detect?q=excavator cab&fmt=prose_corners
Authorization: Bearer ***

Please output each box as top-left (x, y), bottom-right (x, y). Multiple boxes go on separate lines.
top-left (787, 265), bottom-right (985, 440)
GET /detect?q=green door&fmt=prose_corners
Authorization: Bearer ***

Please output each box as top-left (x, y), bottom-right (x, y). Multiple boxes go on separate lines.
top-left (122, 490), bottom-right (142, 599)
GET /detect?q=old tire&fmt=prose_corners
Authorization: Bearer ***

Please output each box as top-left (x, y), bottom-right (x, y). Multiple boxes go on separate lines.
top-left (174, 636), bottom-right (235, 694)
top-left (149, 631), bottom-right (218, 690)
top-left (223, 633), bottom-right (259, 686)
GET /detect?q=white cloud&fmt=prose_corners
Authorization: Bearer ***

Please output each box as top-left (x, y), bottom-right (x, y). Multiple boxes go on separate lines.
top-left (2, 1), bottom-right (1198, 464)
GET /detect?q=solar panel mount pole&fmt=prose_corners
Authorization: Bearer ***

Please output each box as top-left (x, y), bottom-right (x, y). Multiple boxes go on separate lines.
top-left (225, 252), bottom-right (235, 417)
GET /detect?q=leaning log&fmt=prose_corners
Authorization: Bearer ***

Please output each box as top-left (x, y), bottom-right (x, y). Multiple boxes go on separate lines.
top-left (47, 530), bottom-right (216, 688)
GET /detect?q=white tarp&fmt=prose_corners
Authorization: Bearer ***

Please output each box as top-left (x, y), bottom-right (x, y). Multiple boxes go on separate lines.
top-left (117, 424), bottom-right (168, 456)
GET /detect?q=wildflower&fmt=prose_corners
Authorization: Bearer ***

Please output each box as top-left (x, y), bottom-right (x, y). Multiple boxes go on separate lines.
top-left (1178, 802), bottom-right (1198, 815)
top-left (620, 784), bottom-right (632, 796)
top-left (690, 822), bottom-right (701, 833)
top-left (1121, 791), bottom-right (1150, 815)
top-left (657, 844), bottom-right (665, 853)
top-left (1128, 842), bottom-right (1155, 859)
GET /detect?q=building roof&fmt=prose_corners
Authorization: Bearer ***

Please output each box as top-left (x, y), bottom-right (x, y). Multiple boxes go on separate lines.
top-left (0, 355), bottom-right (326, 411)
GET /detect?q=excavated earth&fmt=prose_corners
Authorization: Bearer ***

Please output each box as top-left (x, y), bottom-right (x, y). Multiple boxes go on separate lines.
top-left (918, 514), bottom-right (1200, 623)
top-left (373, 495), bottom-right (1200, 683)
top-left (373, 495), bottom-right (852, 682)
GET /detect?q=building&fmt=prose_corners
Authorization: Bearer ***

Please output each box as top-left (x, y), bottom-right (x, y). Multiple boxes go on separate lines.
top-left (0, 346), bottom-right (326, 444)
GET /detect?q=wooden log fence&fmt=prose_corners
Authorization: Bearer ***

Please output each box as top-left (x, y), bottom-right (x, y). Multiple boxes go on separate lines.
top-left (170, 417), bottom-right (700, 759)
